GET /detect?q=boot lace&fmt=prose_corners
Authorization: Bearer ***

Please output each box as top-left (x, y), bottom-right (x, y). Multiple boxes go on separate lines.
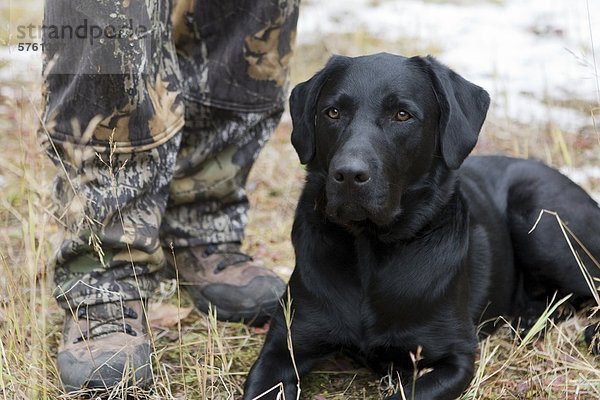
top-left (202, 243), bottom-right (253, 273)
top-left (73, 302), bottom-right (139, 343)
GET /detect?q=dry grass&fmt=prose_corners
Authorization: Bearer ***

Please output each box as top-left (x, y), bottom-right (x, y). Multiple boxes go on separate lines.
top-left (1, 5), bottom-right (600, 400)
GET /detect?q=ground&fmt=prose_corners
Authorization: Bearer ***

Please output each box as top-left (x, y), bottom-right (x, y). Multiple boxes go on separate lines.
top-left (1, 0), bottom-right (600, 399)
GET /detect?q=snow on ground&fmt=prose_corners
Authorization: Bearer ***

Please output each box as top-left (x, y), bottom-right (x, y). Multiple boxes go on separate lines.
top-left (561, 165), bottom-right (600, 202)
top-left (0, 46), bottom-right (42, 116)
top-left (0, 47), bottom-right (41, 82)
top-left (2, 0), bottom-right (598, 133)
top-left (298, 0), bottom-right (600, 132)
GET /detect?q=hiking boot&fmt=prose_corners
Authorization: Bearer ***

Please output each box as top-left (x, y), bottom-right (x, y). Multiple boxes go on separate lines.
top-left (57, 300), bottom-right (152, 393)
top-left (168, 242), bottom-right (286, 326)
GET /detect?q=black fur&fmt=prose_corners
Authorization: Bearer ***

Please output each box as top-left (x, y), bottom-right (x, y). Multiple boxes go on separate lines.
top-left (243, 53), bottom-right (600, 400)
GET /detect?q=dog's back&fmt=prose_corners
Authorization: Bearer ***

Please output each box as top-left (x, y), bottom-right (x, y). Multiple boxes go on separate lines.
top-left (461, 155), bottom-right (600, 329)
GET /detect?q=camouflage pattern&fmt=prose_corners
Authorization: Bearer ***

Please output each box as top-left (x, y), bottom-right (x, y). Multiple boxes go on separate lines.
top-left (174, 0), bottom-right (299, 112)
top-left (41, 0), bottom-right (185, 153)
top-left (45, 134), bottom-right (182, 308)
top-left (161, 105), bottom-right (283, 246)
top-left (40, 0), bottom-right (299, 309)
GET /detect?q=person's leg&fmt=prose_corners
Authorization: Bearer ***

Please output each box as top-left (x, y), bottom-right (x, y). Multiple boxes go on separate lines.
top-left (41, 0), bottom-right (183, 392)
top-left (163, 0), bottom-right (299, 325)
top-left (162, 105), bottom-right (285, 325)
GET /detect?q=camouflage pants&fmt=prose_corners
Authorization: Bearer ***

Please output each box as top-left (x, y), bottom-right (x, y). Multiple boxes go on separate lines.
top-left (40, 0), bottom-right (299, 309)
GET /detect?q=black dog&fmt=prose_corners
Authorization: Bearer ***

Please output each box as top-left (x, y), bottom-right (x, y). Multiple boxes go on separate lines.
top-left (243, 53), bottom-right (600, 400)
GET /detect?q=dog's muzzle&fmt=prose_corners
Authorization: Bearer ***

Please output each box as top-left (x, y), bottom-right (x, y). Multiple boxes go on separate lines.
top-left (326, 157), bottom-right (376, 222)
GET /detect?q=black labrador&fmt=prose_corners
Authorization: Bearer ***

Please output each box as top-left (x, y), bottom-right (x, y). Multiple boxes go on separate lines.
top-left (243, 53), bottom-right (600, 400)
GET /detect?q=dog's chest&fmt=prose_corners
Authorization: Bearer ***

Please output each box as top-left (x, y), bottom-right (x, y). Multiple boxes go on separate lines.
top-left (343, 298), bottom-right (436, 366)
top-left (335, 284), bottom-right (458, 370)
top-left (332, 270), bottom-right (416, 352)
top-left (334, 238), bottom-right (453, 355)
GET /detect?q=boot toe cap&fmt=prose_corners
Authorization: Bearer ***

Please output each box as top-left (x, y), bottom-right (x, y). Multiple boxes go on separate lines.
top-left (58, 340), bottom-right (152, 392)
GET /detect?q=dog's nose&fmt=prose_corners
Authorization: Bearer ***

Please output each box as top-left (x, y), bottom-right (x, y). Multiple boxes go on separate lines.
top-left (331, 159), bottom-right (371, 185)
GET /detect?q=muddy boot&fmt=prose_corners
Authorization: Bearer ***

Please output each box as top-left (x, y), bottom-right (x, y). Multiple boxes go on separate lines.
top-left (169, 243), bottom-right (286, 326)
top-left (57, 300), bottom-right (152, 393)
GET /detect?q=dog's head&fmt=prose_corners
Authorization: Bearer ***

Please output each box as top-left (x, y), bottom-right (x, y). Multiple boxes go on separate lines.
top-left (290, 53), bottom-right (490, 227)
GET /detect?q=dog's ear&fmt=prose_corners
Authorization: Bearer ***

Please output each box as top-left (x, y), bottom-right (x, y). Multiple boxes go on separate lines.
top-left (422, 56), bottom-right (490, 169)
top-left (290, 55), bottom-right (349, 164)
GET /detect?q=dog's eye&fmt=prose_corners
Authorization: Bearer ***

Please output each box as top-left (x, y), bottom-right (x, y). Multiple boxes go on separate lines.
top-left (326, 107), bottom-right (340, 119)
top-left (395, 110), bottom-right (412, 122)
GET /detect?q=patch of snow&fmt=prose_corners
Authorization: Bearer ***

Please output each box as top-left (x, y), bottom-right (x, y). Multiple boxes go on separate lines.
top-left (298, 0), bottom-right (600, 132)
top-left (561, 165), bottom-right (600, 182)
top-left (561, 165), bottom-right (600, 203)
top-left (2, 0), bottom-right (598, 134)
top-left (0, 47), bottom-right (42, 82)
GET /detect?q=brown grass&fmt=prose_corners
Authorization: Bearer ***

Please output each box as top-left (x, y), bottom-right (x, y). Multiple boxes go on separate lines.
top-left (1, 5), bottom-right (600, 400)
